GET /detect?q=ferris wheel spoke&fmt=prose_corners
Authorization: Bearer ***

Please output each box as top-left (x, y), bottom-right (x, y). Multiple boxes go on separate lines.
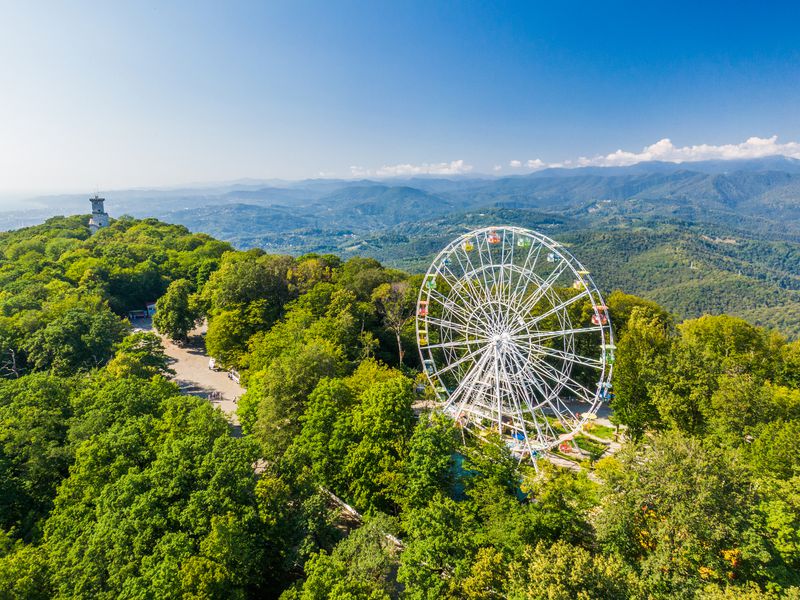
top-left (512, 325), bottom-right (603, 344)
top-left (523, 288), bottom-right (591, 332)
top-left (503, 349), bottom-right (562, 444)
top-left (508, 257), bottom-right (544, 307)
top-left (428, 342), bottom-right (491, 379)
top-left (470, 237), bottom-right (504, 331)
top-left (522, 353), bottom-right (598, 403)
top-left (458, 238), bottom-right (489, 300)
top-left (522, 343), bottom-right (603, 369)
top-left (542, 289), bottom-right (590, 322)
top-left (450, 271), bottom-right (497, 327)
top-left (512, 358), bottom-right (559, 409)
top-left (514, 259), bottom-right (569, 320)
top-left (438, 257), bottom-right (489, 306)
top-left (514, 236), bottom-right (541, 286)
top-left (474, 233), bottom-right (495, 298)
top-left (445, 252), bottom-right (491, 309)
top-left (422, 338), bottom-right (488, 351)
top-left (508, 343), bottom-right (570, 394)
top-left (504, 386), bottom-right (542, 454)
top-left (435, 259), bottom-right (467, 289)
top-left (425, 288), bottom-right (477, 327)
top-left (533, 361), bottom-right (595, 403)
top-left (492, 348), bottom-right (507, 433)
top-left (455, 265), bottom-right (497, 305)
top-left (445, 350), bottom-right (495, 415)
top-left (440, 282), bottom-right (491, 326)
top-left (457, 257), bottom-right (527, 311)
top-left (507, 348), bottom-right (582, 425)
top-left (541, 385), bottom-right (582, 427)
top-left (448, 245), bottom-right (473, 281)
top-left (502, 231), bottom-right (513, 309)
top-left (502, 345), bottom-right (555, 405)
top-left (440, 251), bottom-right (482, 294)
top-left (476, 234), bottom-right (499, 304)
top-left (422, 316), bottom-right (472, 336)
top-left (457, 280), bottom-right (493, 316)
top-left (511, 276), bottom-right (570, 338)
top-left (491, 263), bottom-right (505, 307)
top-left (543, 393), bottom-right (580, 429)
top-left (535, 255), bottom-right (569, 295)
top-left (509, 242), bottom-right (543, 297)
top-left (505, 246), bottom-right (541, 323)
top-left (507, 267), bottom-right (551, 325)
top-left (497, 232), bottom-right (514, 306)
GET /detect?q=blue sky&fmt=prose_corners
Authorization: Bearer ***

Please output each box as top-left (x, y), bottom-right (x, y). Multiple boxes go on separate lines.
top-left (1, 1), bottom-right (799, 191)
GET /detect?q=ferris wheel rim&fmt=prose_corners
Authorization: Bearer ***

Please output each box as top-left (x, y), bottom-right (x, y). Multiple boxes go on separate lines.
top-left (415, 225), bottom-right (615, 456)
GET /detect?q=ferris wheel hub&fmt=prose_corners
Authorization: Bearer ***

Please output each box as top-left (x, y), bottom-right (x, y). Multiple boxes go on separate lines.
top-left (491, 331), bottom-right (512, 346)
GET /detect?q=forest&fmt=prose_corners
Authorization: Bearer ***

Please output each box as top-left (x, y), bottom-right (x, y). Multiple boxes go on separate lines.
top-left (11, 158), bottom-right (800, 340)
top-left (0, 215), bottom-right (799, 599)
top-left (349, 212), bottom-right (800, 339)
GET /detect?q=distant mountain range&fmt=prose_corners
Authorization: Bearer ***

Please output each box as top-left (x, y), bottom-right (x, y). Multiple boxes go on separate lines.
top-left (6, 155), bottom-right (800, 229)
top-left (4, 156), bottom-right (800, 336)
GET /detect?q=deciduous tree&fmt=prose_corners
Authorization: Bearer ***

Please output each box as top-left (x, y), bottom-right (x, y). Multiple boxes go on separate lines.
top-left (153, 279), bottom-right (198, 342)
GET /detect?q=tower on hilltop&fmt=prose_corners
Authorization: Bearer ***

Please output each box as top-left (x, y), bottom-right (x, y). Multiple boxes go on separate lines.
top-left (89, 195), bottom-right (110, 233)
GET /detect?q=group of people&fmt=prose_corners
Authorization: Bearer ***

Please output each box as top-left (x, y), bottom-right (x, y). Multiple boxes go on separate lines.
top-left (206, 390), bottom-right (239, 404)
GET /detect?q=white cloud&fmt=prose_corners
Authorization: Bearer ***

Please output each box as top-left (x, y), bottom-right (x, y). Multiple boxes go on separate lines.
top-left (349, 165), bottom-right (370, 178)
top-left (565, 135), bottom-right (800, 168)
top-left (353, 136), bottom-right (800, 181)
top-left (350, 159), bottom-right (473, 178)
top-left (526, 158), bottom-right (546, 170)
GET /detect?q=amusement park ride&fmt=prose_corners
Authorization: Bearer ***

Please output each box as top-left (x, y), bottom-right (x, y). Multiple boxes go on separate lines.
top-left (416, 226), bottom-right (615, 462)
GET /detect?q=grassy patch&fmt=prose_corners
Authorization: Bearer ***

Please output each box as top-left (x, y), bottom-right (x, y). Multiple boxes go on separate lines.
top-left (551, 450), bottom-right (581, 463)
top-left (584, 422), bottom-right (615, 440)
top-left (574, 435), bottom-right (607, 461)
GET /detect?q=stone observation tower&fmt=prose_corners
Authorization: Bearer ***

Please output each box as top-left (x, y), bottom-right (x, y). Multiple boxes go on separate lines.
top-left (88, 195), bottom-right (110, 233)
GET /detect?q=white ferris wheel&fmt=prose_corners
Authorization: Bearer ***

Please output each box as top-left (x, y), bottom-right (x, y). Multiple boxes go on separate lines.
top-left (416, 226), bottom-right (615, 459)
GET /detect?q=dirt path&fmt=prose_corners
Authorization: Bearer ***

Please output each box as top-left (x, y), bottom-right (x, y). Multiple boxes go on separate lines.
top-left (134, 318), bottom-right (244, 428)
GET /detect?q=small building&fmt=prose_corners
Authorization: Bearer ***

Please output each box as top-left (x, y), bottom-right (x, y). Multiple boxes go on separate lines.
top-left (88, 195), bottom-right (110, 233)
top-left (146, 302), bottom-right (157, 317)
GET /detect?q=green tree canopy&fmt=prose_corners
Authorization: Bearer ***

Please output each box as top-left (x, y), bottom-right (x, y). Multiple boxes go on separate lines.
top-left (106, 332), bottom-right (174, 379)
top-left (153, 278), bottom-right (198, 341)
top-left (596, 432), bottom-right (774, 596)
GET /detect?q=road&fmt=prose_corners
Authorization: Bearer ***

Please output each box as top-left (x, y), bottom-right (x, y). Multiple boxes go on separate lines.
top-left (134, 318), bottom-right (244, 427)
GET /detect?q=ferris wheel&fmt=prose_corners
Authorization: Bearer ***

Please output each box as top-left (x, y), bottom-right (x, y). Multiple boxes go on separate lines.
top-left (416, 226), bottom-right (615, 458)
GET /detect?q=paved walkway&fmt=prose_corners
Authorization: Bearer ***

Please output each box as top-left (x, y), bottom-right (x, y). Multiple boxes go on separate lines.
top-left (133, 318), bottom-right (244, 428)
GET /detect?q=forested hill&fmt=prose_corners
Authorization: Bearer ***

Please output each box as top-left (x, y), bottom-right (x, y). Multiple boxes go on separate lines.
top-left (8, 156), bottom-right (800, 238)
top-left (354, 213), bottom-right (800, 339)
top-left (1, 215), bottom-right (799, 598)
top-left (0, 215), bottom-right (231, 376)
top-left (8, 157), bottom-right (800, 338)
